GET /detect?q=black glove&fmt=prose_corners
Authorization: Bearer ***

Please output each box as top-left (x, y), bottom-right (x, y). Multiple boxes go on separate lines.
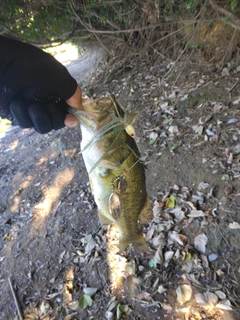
top-left (9, 99), bottom-right (68, 134)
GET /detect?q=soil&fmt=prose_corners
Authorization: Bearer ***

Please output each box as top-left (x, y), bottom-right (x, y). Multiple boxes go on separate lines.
top-left (0, 42), bottom-right (240, 320)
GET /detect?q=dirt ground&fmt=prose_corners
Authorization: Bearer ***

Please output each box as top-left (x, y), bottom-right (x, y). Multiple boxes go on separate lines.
top-left (0, 42), bottom-right (240, 320)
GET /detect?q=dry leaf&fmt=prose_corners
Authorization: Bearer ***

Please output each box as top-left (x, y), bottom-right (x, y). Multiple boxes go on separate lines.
top-left (149, 131), bottom-right (158, 140)
top-left (149, 132), bottom-right (158, 144)
top-left (168, 125), bottom-right (179, 135)
top-left (195, 292), bottom-right (218, 311)
top-left (199, 114), bottom-right (210, 124)
top-left (216, 300), bottom-right (233, 310)
top-left (145, 227), bottom-right (155, 241)
top-left (177, 305), bottom-right (191, 314)
top-left (227, 118), bottom-right (239, 124)
top-left (168, 232), bottom-right (187, 246)
top-left (181, 260), bottom-right (193, 273)
top-left (200, 255), bottom-right (208, 269)
top-left (186, 274), bottom-right (202, 286)
top-left (164, 251), bottom-right (174, 262)
top-left (215, 290), bottom-right (226, 300)
top-left (194, 233), bottom-right (208, 254)
top-left (188, 210), bottom-right (205, 218)
top-left (152, 204), bottom-right (161, 217)
top-left (227, 153), bottom-right (233, 164)
top-left (105, 311), bottom-right (114, 320)
top-left (39, 302), bottom-right (48, 316)
top-left (198, 182), bottom-right (209, 190)
top-left (154, 246), bottom-right (163, 264)
top-left (83, 287), bottom-right (98, 297)
top-left (137, 292), bottom-right (151, 301)
top-left (170, 207), bottom-right (185, 221)
top-left (233, 98), bottom-right (240, 105)
top-left (158, 285), bottom-right (167, 294)
top-left (176, 284), bottom-right (192, 305)
top-left (216, 269), bottom-right (225, 276)
top-left (228, 222), bottom-right (240, 229)
top-left (192, 125), bottom-right (203, 135)
top-left (206, 129), bottom-right (215, 136)
top-left (161, 303), bottom-right (172, 311)
top-left (59, 250), bottom-right (66, 263)
top-left (64, 313), bottom-right (78, 320)
top-left (152, 233), bottom-right (165, 247)
top-left (45, 291), bottom-right (62, 299)
top-left (213, 104), bottom-right (223, 112)
top-left (68, 300), bottom-right (79, 311)
top-left (82, 235), bottom-right (96, 253)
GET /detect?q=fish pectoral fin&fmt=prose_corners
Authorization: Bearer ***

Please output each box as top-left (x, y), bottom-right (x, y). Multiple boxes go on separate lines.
top-left (138, 195), bottom-right (153, 228)
top-left (119, 234), bottom-right (149, 253)
top-left (98, 210), bottom-right (113, 225)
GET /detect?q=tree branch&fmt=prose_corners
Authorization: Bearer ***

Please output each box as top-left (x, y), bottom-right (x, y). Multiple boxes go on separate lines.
top-left (209, 0), bottom-right (240, 30)
top-left (88, 10), bottom-right (121, 30)
top-left (70, 0), bottom-right (217, 36)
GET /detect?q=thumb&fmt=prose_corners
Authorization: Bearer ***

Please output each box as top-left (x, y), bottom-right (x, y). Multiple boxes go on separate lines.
top-left (64, 113), bottom-right (80, 128)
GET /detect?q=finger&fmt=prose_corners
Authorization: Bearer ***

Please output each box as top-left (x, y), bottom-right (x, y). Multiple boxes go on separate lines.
top-left (45, 102), bottom-right (67, 130)
top-left (64, 113), bottom-right (80, 128)
top-left (9, 99), bottom-right (33, 128)
top-left (28, 103), bottom-right (52, 134)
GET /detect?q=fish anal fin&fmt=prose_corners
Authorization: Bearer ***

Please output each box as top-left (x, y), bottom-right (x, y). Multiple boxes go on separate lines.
top-left (119, 234), bottom-right (149, 253)
top-left (138, 195), bottom-right (153, 228)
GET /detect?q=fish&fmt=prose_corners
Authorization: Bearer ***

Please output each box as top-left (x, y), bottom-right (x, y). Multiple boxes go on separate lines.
top-left (70, 95), bottom-right (152, 252)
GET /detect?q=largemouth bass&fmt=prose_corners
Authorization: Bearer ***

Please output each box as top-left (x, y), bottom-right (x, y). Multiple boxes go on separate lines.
top-left (70, 95), bottom-right (152, 252)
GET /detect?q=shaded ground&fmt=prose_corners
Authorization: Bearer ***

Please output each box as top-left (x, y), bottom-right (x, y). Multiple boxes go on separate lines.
top-left (0, 42), bottom-right (240, 320)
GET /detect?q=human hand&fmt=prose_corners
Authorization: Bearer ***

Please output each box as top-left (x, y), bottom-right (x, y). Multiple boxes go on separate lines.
top-left (64, 85), bottom-right (83, 128)
top-left (10, 99), bottom-right (75, 134)
top-left (64, 113), bottom-right (80, 128)
top-left (66, 86), bottom-right (83, 111)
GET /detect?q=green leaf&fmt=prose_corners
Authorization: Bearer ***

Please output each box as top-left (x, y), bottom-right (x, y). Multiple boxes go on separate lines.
top-left (148, 259), bottom-right (157, 268)
top-left (171, 144), bottom-right (179, 151)
top-left (224, 17), bottom-right (229, 25)
top-left (149, 137), bottom-right (158, 145)
top-left (116, 304), bottom-right (129, 319)
top-left (166, 195), bottom-right (176, 208)
top-left (78, 294), bottom-right (93, 309)
top-left (221, 174), bottom-right (229, 181)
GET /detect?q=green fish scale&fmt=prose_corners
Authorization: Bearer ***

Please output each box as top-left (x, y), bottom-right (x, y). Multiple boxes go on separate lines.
top-left (94, 132), bottom-right (147, 243)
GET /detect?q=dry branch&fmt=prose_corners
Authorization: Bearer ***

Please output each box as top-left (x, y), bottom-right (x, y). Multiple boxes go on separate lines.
top-left (70, 0), bottom-right (221, 39)
top-left (89, 10), bottom-right (121, 30)
top-left (8, 277), bottom-right (23, 320)
top-left (210, 0), bottom-right (240, 30)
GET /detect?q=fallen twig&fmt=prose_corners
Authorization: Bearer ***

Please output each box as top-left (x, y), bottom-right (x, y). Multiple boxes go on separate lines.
top-left (228, 79), bottom-right (239, 95)
top-left (8, 277), bottom-right (23, 320)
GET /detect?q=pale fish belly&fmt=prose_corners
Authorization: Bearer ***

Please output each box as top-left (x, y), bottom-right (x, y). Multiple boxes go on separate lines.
top-left (89, 167), bottom-right (114, 225)
top-left (80, 124), bottom-right (115, 224)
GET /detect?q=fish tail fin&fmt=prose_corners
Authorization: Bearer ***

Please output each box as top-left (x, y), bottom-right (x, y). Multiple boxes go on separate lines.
top-left (119, 234), bottom-right (149, 253)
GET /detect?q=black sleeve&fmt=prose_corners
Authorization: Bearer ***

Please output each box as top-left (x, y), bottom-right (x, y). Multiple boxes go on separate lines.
top-left (0, 36), bottom-right (78, 102)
